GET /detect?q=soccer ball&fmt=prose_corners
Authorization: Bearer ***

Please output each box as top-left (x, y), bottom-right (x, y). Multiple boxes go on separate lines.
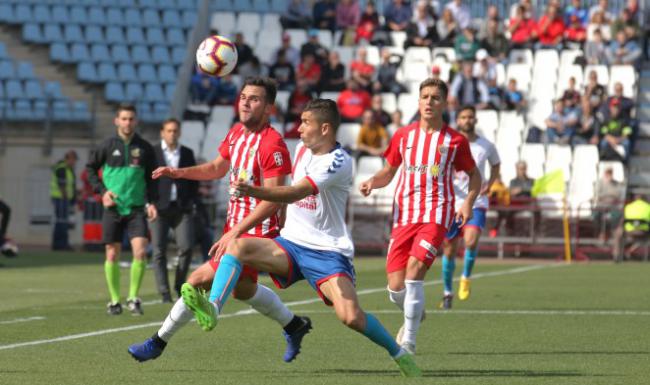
top-left (196, 35), bottom-right (238, 77)
top-left (1, 238), bottom-right (18, 257)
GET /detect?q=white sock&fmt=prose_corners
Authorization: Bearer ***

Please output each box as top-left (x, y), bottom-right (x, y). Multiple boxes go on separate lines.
top-left (244, 284), bottom-right (293, 327)
top-left (402, 279), bottom-right (425, 346)
top-left (158, 299), bottom-right (193, 342)
top-left (388, 286), bottom-right (406, 310)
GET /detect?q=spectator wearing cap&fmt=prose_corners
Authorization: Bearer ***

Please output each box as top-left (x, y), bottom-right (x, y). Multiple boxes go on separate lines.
top-left (449, 60), bottom-right (490, 110)
top-left (405, 1), bottom-right (438, 48)
top-left (355, 1), bottom-right (381, 44)
top-left (384, 0), bottom-right (412, 32)
top-left (564, 0), bottom-right (588, 26)
top-left (312, 0), bottom-right (337, 31)
top-left (585, 28), bottom-right (608, 64)
top-left (536, 4), bottom-right (565, 50)
top-left (606, 30), bottom-right (642, 67)
top-left (444, 0), bottom-right (471, 30)
top-left (280, 0), bottom-right (312, 29)
top-left (598, 98), bottom-right (633, 162)
top-left (436, 8), bottom-right (457, 47)
top-left (430, 65), bottom-right (442, 81)
top-left (508, 5), bottom-right (537, 49)
top-left (455, 27), bottom-right (480, 61)
top-left (473, 49), bottom-right (497, 83)
top-left (373, 48), bottom-right (406, 95)
top-left (599, 82), bottom-right (634, 121)
top-left (349, 47), bottom-right (375, 90)
top-left (319, 51), bottom-right (346, 92)
top-left (337, 79), bottom-right (372, 122)
top-left (274, 33), bottom-right (300, 68)
top-left (301, 29), bottom-right (329, 67)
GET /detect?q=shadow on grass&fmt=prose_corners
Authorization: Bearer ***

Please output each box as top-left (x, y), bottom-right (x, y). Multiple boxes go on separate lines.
top-left (449, 351), bottom-right (649, 356)
top-left (0, 252), bottom-right (105, 269)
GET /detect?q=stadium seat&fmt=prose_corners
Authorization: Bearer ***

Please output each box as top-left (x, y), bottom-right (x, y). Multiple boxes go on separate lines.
top-left (111, 44), bottom-right (131, 63)
top-left (212, 0), bottom-right (233, 11)
top-left (432, 47), bottom-right (455, 62)
top-left (166, 28), bottom-right (186, 47)
top-left (389, 31), bottom-right (407, 49)
top-left (125, 82), bottom-right (144, 101)
top-left (545, 144), bottom-right (572, 181)
top-left (598, 161), bottom-right (625, 183)
top-left (0, 4), bottom-right (14, 23)
top-left (5, 79), bottom-right (24, 99)
top-left (476, 110), bottom-right (499, 134)
top-left (105, 82), bottom-right (125, 102)
top-left (380, 93), bottom-right (397, 115)
top-left (534, 49), bottom-right (559, 71)
top-left (124, 8), bottom-right (142, 26)
top-left (137, 64), bottom-right (157, 82)
top-left (158, 64), bottom-right (176, 83)
top-left (88, 6), bottom-right (107, 25)
top-left (397, 94), bottom-right (418, 124)
top-left (69, 6), bottom-right (88, 24)
top-left (164, 83), bottom-right (175, 101)
top-left (232, 0), bottom-right (252, 12)
top-left (106, 8), bottom-right (125, 26)
top-left (44, 82), bottom-right (64, 100)
top-left (72, 101), bottom-right (91, 122)
top-left (573, 144), bottom-right (599, 169)
top-left (98, 62), bottom-right (118, 82)
top-left (22, 23), bottom-right (43, 43)
top-left (145, 83), bottom-right (165, 102)
top-left (526, 99), bottom-right (553, 131)
top-left (71, 43), bottom-right (90, 63)
top-left (180, 120), bottom-right (205, 154)
top-left (498, 111), bottom-right (525, 137)
top-left (153, 102), bottom-right (170, 119)
top-left (105, 26), bottom-right (127, 45)
top-left (50, 5), bottom-right (68, 24)
top-left (117, 63), bottom-right (137, 82)
top-left (43, 24), bottom-right (64, 44)
top-left (404, 47), bottom-right (432, 64)
top-left (14, 4), bottom-right (33, 24)
top-left (506, 63), bottom-right (532, 91)
top-left (50, 43), bottom-right (71, 63)
top-left (336, 123), bottom-right (361, 150)
top-left (162, 9), bottom-right (182, 26)
top-left (32, 99), bottom-right (48, 121)
top-left (8, 99), bottom-right (32, 121)
top-left (209, 105), bottom-right (235, 128)
top-left (509, 49), bottom-right (533, 66)
top-left (85, 25), bottom-right (105, 44)
top-left (317, 30), bottom-right (333, 49)
top-left (126, 27), bottom-right (146, 44)
top-left (274, 90), bottom-right (290, 113)
top-left (146, 27), bottom-right (166, 45)
top-left (62, 24), bottom-right (83, 44)
top-left (556, 65), bottom-right (583, 97)
top-left (0, 43), bottom-right (6, 60)
top-left (609, 65), bottom-right (637, 98)
top-left (237, 12), bottom-right (262, 33)
top-left (131, 45), bottom-right (150, 64)
top-left (32, 4), bottom-right (51, 23)
top-left (584, 64), bottom-right (610, 88)
top-left (16, 62), bottom-right (35, 80)
top-left (400, 61), bottom-right (430, 82)
top-left (520, 143), bottom-right (545, 179)
top-left (90, 44), bottom-right (111, 63)
top-left (77, 62), bottom-right (99, 83)
top-left (285, 29), bottom-right (308, 49)
top-left (270, 0), bottom-right (288, 13)
top-left (171, 46), bottom-right (186, 65)
top-left (357, 156), bottom-right (383, 175)
top-left (261, 13), bottom-right (281, 31)
top-left (319, 91), bottom-right (340, 101)
top-left (151, 46), bottom-right (171, 64)
top-left (0, 60), bottom-right (15, 80)
top-left (251, 0), bottom-right (271, 13)
top-left (211, 12), bottom-right (236, 37)
top-left (24, 80), bottom-right (43, 100)
top-left (181, 10), bottom-right (198, 28)
top-left (52, 100), bottom-right (72, 122)
top-left (559, 49), bottom-right (583, 68)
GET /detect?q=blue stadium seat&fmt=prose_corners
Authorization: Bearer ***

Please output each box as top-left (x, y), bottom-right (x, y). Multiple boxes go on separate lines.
top-left (90, 44), bottom-right (111, 62)
top-left (16, 62), bottom-right (35, 80)
top-left (33, 99), bottom-right (48, 121)
top-left (0, 43), bottom-right (6, 59)
top-left (212, 0), bottom-right (232, 12)
top-left (158, 64), bottom-right (176, 83)
top-left (72, 101), bottom-right (91, 122)
top-left (0, 81), bottom-right (4, 98)
top-left (0, 4), bottom-right (14, 23)
top-left (171, 46), bottom-right (185, 65)
top-left (251, 0), bottom-right (271, 13)
top-left (6, 80), bottom-right (25, 99)
top-left (77, 62), bottom-right (99, 83)
top-left (105, 82), bottom-right (125, 102)
top-left (125, 82), bottom-right (144, 101)
top-left (32, 4), bottom-right (51, 23)
top-left (125, 8), bottom-right (142, 26)
top-left (88, 6), bottom-right (106, 25)
top-left (126, 27), bottom-right (146, 44)
top-left (63, 24), bottom-right (84, 44)
top-left (117, 63), bottom-right (138, 82)
top-left (145, 83), bottom-right (165, 102)
top-left (105, 26), bottom-right (126, 45)
top-left (232, 0), bottom-right (252, 12)
top-left (0, 60), bottom-right (15, 80)
top-left (14, 4), bottom-right (32, 24)
top-left (53, 100), bottom-right (71, 121)
top-left (50, 43), bottom-right (71, 63)
top-left (164, 83), bottom-right (175, 101)
top-left (9, 99), bottom-right (33, 121)
top-left (70, 6), bottom-right (88, 24)
top-left (131, 45), bottom-right (150, 64)
top-left (138, 101), bottom-right (154, 122)
top-left (162, 9), bottom-right (181, 25)
top-left (153, 102), bottom-right (170, 119)
top-left (98, 62), bottom-right (118, 82)
top-left (85, 25), bottom-right (104, 44)
top-left (24, 79), bottom-right (43, 99)
top-left (45, 82), bottom-right (64, 100)
top-left (176, 0), bottom-right (196, 10)
top-left (270, 0), bottom-right (288, 13)
top-left (166, 28), bottom-right (185, 46)
top-left (146, 27), bottom-right (165, 45)
top-left (181, 10), bottom-right (197, 28)
top-left (22, 23), bottom-right (44, 44)
top-left (156, 0), bottom-right (176, 10)
top-left (70, 43), bottom-right (90, 63)
top-left (111, 44), bottom-right (131, 63)
top-left (137, 64), bottom-right (157, 82)
top-left (151, 46), bottom-right (170, 64)
top-left (139, 0), bottom-right (157, 8)
top-left (143, 8), bottom-right (161, 27)
top-left (51, 5), bottom-right (69, 23)
top-left (106, 8), bottom-right (125, 26)
top-left (44, 24), bottom-right (64, 43)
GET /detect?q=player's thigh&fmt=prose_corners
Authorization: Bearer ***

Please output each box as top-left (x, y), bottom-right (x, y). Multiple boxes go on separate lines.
top-left (405, 256), bottom-right (429, 280)
top-left (319, 275), bottom-right (364, 330)
top-left (228, 237), bottom-right (290, 277)
top-left (187, 261), bottom-right (216, 290)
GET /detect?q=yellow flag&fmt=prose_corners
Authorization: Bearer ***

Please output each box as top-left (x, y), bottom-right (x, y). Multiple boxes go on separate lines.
top-left (531, 169), bottom-right (565, 197)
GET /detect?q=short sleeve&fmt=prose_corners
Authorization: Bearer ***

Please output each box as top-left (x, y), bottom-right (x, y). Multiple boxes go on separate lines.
top-left (487, 141), bottom-right (501, 166)
top-left (454, 136), bottom-right (476, 172)
top-left (304, 150), bottom-right (349, 194)
top-left (218, 131), bottom-right (233, 160)
top-left (259, 138), bottom-right (292, 178)
top-left (383, 130), bottom-right (403, 167)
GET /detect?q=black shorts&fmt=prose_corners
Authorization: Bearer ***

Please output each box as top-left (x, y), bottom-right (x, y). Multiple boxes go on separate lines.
top-left (102, 207), bottom-right (148, 244)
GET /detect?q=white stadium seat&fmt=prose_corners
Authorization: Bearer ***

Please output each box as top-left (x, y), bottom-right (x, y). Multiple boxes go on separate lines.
top-left (365, 45), bottom-right (381, 66)
top-left (357, 156), bottom-right (383, 175)
top-left (285, 29), bottom-right (307, 48)
top-left (336, 123), bottom-right (361, 150)
top-left (397, 93), bottom-right (419, 123)
top-left (506, 63), bottom-right (532, 91)
top-left (180, 121), bottom-right (204, 155)
top-left (559, 49), bottom-right (583, 68)
top-left (583, 64), bottom-right (609, 88)
top-left (211, 12), bottom-right (236, 36)
top-left (401, 61), bottom-right (430, 82)
top-left (556, 65), bottom-right (583, 97)
top-left (609, 65), bottom-right (637, 98)
top-left (545, 144), bottom-right (572, 181)
top-left (389, 31), bottom-right (407, 49)
top-left (317, 30), bottom-right (333, 48)
top-left (598, 161), bottom-right (626, 183)
top-left (404, 46), bottom-right (432, 64)
top-left (236, 12), bottom-right (261, 33)
top-left (261, 13), bottom-right (281, 31)
top-left (509, 49), bottom-right (533, 66)
top-left (432, 47), bottom-right (455, 62)
top-left (381, 93), bottom-right (397, 114)
top-left (520, 143), bottom-right (545, 179)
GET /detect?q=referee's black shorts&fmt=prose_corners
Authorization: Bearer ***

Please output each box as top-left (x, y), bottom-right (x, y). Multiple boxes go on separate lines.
top-left (102, 207), bottom-right (148, 244)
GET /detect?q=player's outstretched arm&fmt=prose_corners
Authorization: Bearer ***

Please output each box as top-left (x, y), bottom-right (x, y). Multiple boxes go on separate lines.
top-left (233, 178), bottom-right (314, 204)
top-left (359, 164), bottom-right (398, 197)
top-left (152, 155), bottom-right (230, 181)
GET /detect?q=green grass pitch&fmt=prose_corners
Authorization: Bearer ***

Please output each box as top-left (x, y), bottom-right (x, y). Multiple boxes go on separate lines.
top-left (0, 252), bottom-right (649, 385)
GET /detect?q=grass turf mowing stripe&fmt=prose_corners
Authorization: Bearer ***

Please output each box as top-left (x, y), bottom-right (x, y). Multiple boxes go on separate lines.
top-left (0, 317), bottom-right (46, 325)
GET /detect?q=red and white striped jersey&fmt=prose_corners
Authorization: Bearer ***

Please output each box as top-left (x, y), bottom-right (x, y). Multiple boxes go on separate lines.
top-left (218, 123), bottom-right (292, 236)
top-left (384, 122), bottom-right (476, 228)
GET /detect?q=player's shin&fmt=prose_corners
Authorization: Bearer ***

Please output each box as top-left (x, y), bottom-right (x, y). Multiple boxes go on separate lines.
top-left (244, 284), bottom-right (293, 327)
top-left (388, 286), bottom-right (406, 310)
top-left (402, 280), bottom-right (425, 346)
top-left (361, 312), bottom-right (401, 357)
top-left (462, 248), bottom-right (477, 278)
top-left (442, 255), bottom-right (456, 294)
top-left (209, 254), bottom-right (243, 310)
top-left (104, 260), bottom-right (120, 303)
top-left (158, 298), bottom-right (193, 342)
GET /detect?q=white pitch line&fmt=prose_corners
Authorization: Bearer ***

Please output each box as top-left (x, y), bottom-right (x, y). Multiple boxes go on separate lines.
top-left (291, 309), bottom-right (650, 317)
top-left (0, 264), bottom-right (561, 351)
top-left (0, 316), bottom-right (46, 325)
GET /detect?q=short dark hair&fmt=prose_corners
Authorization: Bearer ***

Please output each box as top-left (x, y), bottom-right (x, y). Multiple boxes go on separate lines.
top-left (457, 105), bottom-right (476, 116)
top-left (304, 99), bottom-right (340, 133)
top-left (242, 76), bottom-right (277, 105)
top-left (419, 78), bottom-right (449, 100)
top-left (161, 118), bottom-right (180, 130)
top-left (116, 103), bottom-right (137, 116)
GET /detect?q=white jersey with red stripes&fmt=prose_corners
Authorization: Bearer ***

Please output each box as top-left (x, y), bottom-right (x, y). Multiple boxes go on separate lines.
top-left (453, 135), bottom-right (500, 210)
top-left (218, 123), bottom-right (292, 236)
top-left (384, 122), bottom-right (476, 229)
top-left (280, 142), bottom-right (355, 258)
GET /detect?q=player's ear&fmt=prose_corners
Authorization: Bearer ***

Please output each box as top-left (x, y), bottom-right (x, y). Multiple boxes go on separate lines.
top-left (321, 122), bottom-right (331, 136)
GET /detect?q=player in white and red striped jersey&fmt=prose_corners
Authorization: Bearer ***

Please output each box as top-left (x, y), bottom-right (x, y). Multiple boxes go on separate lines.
top-left (128, 77), bottom-right (311, 364)
top-left (359, 78), bottom-right (482, 354)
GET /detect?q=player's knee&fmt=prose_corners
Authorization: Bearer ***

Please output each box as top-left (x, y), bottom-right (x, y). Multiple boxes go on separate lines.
top-left (105, 245), bottom-right (119, 262)
top-left (232, 279), bottom-right (255, 300)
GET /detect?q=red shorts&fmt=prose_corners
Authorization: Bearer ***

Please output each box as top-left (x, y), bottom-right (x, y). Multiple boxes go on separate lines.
top-left (386, 223), bottom-right (447, 273)
top-left (208, 227), bottom-right (279, 283)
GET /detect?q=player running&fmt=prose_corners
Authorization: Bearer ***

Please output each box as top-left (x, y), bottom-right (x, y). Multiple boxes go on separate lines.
top-left (440, 105), bottom-right (500, 309)
top-left (180, 99), bottom-right (422, 377)
top-left (128, 77), bottom-right (310, 363)
top-left (359, 79), bottom-right (481, 354)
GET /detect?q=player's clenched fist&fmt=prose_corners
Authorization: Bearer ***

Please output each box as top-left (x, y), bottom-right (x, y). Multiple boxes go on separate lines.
top-left (152, 166), bottom-right (178, 179)
top-left (359, 179), bottom-right (373, 197)
top-left (231, 179), bottom-right (251, 198)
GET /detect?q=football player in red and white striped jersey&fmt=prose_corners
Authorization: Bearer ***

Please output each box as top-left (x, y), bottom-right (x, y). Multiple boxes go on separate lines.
top-left (359, 78), bottom-right (481, 354)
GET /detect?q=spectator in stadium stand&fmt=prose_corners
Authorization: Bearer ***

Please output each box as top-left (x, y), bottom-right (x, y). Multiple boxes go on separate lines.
top-left (535, 4), bottom-right (565, 50)
top-left (233, 33), bottom-right (255, 74)
top-left (487, 175), bottom-right (510, 237)
top-left (546, 98), bottom-right (578, 145)
top-left (296, 53), bottom-right (322, 92)
top-left (430, 65), bottom-right (442, 80)
top-left (564, 0), bottom-right (588, 26)
top-left (606, 30), bottom-right (642, 67)
top-left (274, 33), bottom-right (300, 69)
top-left (585, 28), bottom-right (608, 64)
top-left (564, 15), bottom-right (587, 48)
top-left (312, 0), bottom-right (337, 31)
top-left (336, 0), bottom-right (361, 46)
top-left (508, 5), bottom-right (537, 49)
top-left (386, 109), bottom-right (403, 137)
top-left (598, 98), bottom-right (634, 162)
top-left (349, 47), bottom-right (375, 91)
top-left (481, 19), bottom-right (509, 62)
top-left (454, 27), bottom-right (480, 61)
top-left (371, 94), bottom-right (391, 127)
top-left (612, 8), bottom-right (640, 38)
top-left (237, 56), bottom-right (263, 79)
top-left (404, 1), bottom-right (438, 49)
top-left (373, 48), bottom-right (406, 95)
top-left (562, 77), bottom-right (582, 107)
top-left (503, 78), bottom-right (526, 112)
top-left (280, 0), bottom-right (312, 29)
top-left (355, 0), bottom-right (380, 44)
top-left (588, 0), bottom-right (613, 23)
top-left (190, 70), bottom-right (218, 106)
top-left (473, 49), bottom-right (497, 84)
top-left (587, 10), bottom-right (611, 41)
top-left (338, 79), bottom-right (372, 122)
top-left (0, 198), bottom-right (13, 252)
top-left (572, 98), bottom-right (598, 146)
top-left (318, 51), bottom-right (345, 92)
top-left (269, 49), bottom-right (296, 92)
top-left (436, 8), bottom-right (457, 47)
top-left (612, 193), bottom-right (650, 262)
top-left (283, 80), bottom-right (316, 138)
top-left (444, 0), bottom-right (470, 30)
top-left (509, 0), bottom-right (534, 20)
top-left (506, 161), bottom-right (535, 235)
top-left (300, 29), bottom-right (329, 67)
top-left (600, 82), bottom-right (634, 121)
top-left (449, 61), bottom-right (490, 111)
top-left (478, 5), bottom-right (503, 41)
top-left (50, 150), bottom-right (78, 251)
top-left (384, 0), bottom-right (413, 33)
top-left (214, 74), bottom-right (238, 106)
top-left (584, 70), bottom-right (607, 111)
top-left (355, 109), bottom-right (389, 159)
top-left (593, 167), bottom-right (625, 243)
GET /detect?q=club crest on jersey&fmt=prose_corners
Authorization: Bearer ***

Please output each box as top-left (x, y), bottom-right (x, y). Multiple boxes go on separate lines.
top-left (273, 152), bottom-right (283, 166)
top-left (131, 148), bottom-right (141, 158)
top-left (430, 163), bottom-right (442, 177)
top-left (419, 239), bottom-right (438, 260)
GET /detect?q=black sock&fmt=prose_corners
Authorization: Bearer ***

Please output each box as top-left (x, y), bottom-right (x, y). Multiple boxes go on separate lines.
top-left (152, 333), bottom-right (167, 349)
top-left (283, 316), bottom-right (304, 334)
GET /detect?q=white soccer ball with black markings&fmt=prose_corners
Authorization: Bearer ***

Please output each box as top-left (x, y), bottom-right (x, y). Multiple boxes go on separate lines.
top-left (196, 35), bottom-right (238, 77)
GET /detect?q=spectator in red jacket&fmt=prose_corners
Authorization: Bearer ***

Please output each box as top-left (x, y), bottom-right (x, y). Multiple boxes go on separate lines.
top-left (349, 47), bottom-right (375, 90)
top-left (296, 53), bottom-right (322, 91)
top-left (564, 14), bottom-right (587, 48)
top-left (536, 4), bottom-right (565, 49)
top-left (337, 79), bottom-right (372, 122)
top-left (508, 5), bottom-right (537, 49)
